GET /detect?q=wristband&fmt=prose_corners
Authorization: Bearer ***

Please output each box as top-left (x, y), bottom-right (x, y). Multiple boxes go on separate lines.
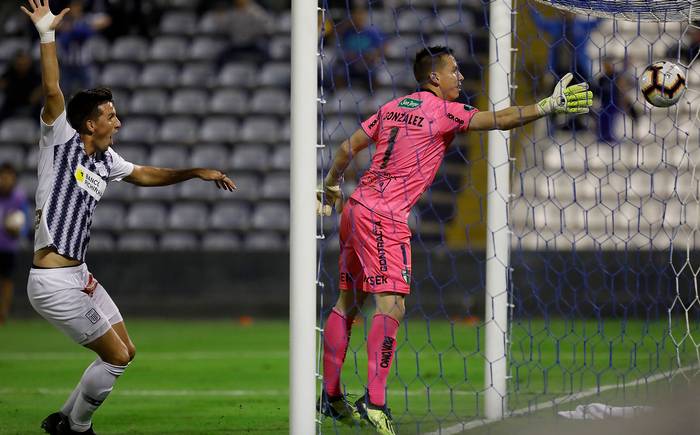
top-left (40, 30), bottom-right (55, 43)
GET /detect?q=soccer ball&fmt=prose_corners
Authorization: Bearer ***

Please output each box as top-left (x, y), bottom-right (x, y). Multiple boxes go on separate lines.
top-left (639, 61), bottom-right (686, 107)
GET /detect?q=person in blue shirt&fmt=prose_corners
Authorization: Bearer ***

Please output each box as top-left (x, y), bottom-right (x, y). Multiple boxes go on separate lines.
top-left (335, 8), bottom-right (385, 90)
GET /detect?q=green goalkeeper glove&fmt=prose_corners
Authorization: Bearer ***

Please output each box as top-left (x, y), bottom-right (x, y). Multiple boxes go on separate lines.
top-left (537, 72), bottom-right (593, 115)
top-left (316, 183), bottom-right (343, 216)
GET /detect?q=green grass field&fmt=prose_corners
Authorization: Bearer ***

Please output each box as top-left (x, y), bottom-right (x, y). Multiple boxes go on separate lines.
top-left (0, 317), bottom-right (693, 434)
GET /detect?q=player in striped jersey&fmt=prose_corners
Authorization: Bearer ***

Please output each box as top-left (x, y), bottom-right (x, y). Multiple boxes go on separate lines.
top-left (317, 46), bottom-right (592, 434)
top-left (21, 1), bottom-right (236, 434)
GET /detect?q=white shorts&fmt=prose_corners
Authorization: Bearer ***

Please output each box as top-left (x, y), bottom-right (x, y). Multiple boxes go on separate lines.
top-left (27, 264), bottom-right (123, 345)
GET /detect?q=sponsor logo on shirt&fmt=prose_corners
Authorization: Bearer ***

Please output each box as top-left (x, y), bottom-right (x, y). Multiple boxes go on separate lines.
top-left (447, 112), bottom-right (465, 126)
top-left (373, 220), bottom-right (388, 273)
top-left (398, 97), bottom-right (423, 109)
top-left (75, 164), bottom-right (106, 201)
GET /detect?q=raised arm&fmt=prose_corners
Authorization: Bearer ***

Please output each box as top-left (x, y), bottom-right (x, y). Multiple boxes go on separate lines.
top-left (21, 0), bottom-right (70, 125)
top-left (125, 165), bottom-right (236, 191)
top-left (317, 128), bottom-right (371, 216)
top-left (468, 72), bottom-right (593, 131)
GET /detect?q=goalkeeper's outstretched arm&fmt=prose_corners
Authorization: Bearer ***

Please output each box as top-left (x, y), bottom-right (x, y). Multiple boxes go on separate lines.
top-left (21, 0), bottom-right (71, 125)
top-left (469, 72), bottom-right (593, 131)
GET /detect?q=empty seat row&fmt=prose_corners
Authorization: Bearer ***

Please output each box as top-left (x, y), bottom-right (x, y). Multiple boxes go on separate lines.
top-left (98, 61), bottom-right (290, 89)
top-left (91, 201), bottom-right (289, 232)
top-left (90, 230), bottom-right (288, 251)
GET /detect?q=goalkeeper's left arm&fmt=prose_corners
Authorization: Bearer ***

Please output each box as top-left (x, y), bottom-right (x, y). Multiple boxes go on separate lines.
top-left (469, 72), bottom-right (593, 131)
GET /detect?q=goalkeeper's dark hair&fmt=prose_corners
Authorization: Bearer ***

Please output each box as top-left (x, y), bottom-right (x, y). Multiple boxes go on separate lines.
top-left (66, 87), bottom-right (114, 134)
top-left (413, 46), bottom-right (454, 84)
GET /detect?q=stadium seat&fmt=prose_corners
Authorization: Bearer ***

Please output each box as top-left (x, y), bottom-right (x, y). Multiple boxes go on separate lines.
top-left (169, 89), bottom-right (209, 115)
top-left (197, 10), bottom-right (227, 35)
top-left (102, 180), bottom-right (135, 201)
top-left (250, 89), bottom-right (290, 116)
top-left (117, 232), bottom-right (157, 251)
top-left (0, 38), bottom-right (30, 62)
top-left (191, 145), bottom-right (229, 168)
top-left (100, 63), bottom-right (140, 89)
top-left (261, 172), bottom-right (290, 200)
top-left (276, 11), bottom-right (292, 33)
top-left (136, 184), bottom-right (178, 200)
top-left (360, 89), bottom-right (397, 114)
top-left (110, 36), bottom-right (149, 62)
top-left (229, 144), bottom-right (269, 171)
top-left (188, 37), bottom-right (226, 61)
top-left (159, 11), bottom-right (198, 36)
top-left (396, 8), bottom-right (434, 34)
top-left (199, 118), bottom-right (238, 143)
top-left (325, 88), bottom-right (372, 116)
top-left (427, 35), bottom-right (470, 61)
top-left (168, 203), bottom-right (208, 231)
top-left (433, 8), bottom-right (476, 33)
top-left (129, 89), bottom-right (168, 116)
top-left (243, 232), bottom-right (284, 250)
top-left (125, 203), bottom-right (167, 231)
top-left (375, 61), bottom-right (418, 88)
top-left (0, 117), bottom-right (38, 145)
top-left (110, 89), bottom-right (131, 115)
top-left (201, 231), bottom-right (241, 250)
top-left (112, 144), bottom-right (148, 165)
top-left (149, 36), bottom-right (189, 62)
top-left (269, 35), bottom-right (291, 60)
top-left (159, 117), bottom-right (198, 144)
top-left (222, 172), bottom-right (259, 200)
top-left (258, 63), bottom-right (291, 87)
top-left (179, 63), bottom-right (215, 88)
top-left (0, 145), bottom-right (24, 170)
top-left (239, 117), bottom-right (279, 143)
top-left (160, 231), bottom-right (199, 250)
top-left (208, 89), bottom-right (248, 115)
top-left (217, 63), bottom-right (257, 88)
top-left (270, 146), bottom-right (290, 170)
top-left (322, 115), bottom-right (360, 144)
top-left (279, 119), bottom-right (290, 142)
top-left (83, 36), bottom-right (111, 64)
top-left (139, 63), bottom-right (179, 88)
top-left (179, 179), bottom-right (219, 201)
top-left (91, 202), bottom-right (126, 231)
top-left (117, 117), bottom-right (159, 144)
top-left (251, 202), bottom-right (289, 230)
top-left (209, 202), bottom-right (251, 230)
top-left (88, 232), bottom-right (115, 251)
top-left (150, 146), bottom-right (188, 168)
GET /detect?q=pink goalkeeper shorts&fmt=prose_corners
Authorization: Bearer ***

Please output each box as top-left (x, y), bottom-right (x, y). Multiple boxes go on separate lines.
top-left (338, 199), bottom-right (412, 294)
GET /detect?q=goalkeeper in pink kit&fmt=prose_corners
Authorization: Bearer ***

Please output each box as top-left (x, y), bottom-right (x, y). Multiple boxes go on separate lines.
top-left (317, 46), bottom-right (592, 434)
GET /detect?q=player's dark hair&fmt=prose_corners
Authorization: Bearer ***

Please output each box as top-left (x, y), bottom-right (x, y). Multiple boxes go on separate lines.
top-left (413, 46), bottom-right (454, 84)
top-left (66, 87), bottom-right (114, 134)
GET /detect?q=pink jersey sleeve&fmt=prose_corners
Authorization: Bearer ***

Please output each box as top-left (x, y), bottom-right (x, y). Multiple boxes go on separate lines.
top-left (436, 101), bottom-right (479, 134)
top-left (360, 111), bottom-right (381, 142)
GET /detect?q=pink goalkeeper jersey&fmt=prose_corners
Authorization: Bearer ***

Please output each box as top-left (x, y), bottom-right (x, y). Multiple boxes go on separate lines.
top-left (352, 90), bottom-right (478, 222)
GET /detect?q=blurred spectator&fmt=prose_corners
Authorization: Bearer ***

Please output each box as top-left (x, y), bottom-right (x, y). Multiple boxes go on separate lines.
top-left (529, 6), bottom-right (599, 130)
top-left (334, 8), bottom-right (385, 90)
top-left (101, 0), bottom-right (164, 40)
top-left (0, 51), bottom-right (42, 121)
top-left (529, 6), bottom-right (599, 84)
top-left (56, 0), bottom-right (111, 96)
top-left (597, 59), bottom-right (638, 143)
top-left (214, 0), bottom-right (274, 66)
top-left (671, 23), bottom-right (700, 65)
top-left (0, 163), bottom-right (30, 325)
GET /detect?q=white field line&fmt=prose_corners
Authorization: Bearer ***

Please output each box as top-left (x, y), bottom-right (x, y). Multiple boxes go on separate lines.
top-left (425, 365), bottom-right (698, 435)
top-left (0, 351), bottom-right (288, 360)
top-left (0, 388), bottom-right (480, 398)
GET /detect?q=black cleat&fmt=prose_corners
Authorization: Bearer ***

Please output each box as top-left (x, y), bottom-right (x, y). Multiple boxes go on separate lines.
top-left (56, 418), bottom-right (96, 435)
top-left (317, 391), bottom-right (363, 426)
top-left (41, 412), bottom-right (65, 435)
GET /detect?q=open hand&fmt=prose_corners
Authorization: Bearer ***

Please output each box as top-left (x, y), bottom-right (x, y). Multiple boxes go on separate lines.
top-left (20, 0), bottom-right (70, 33)
top-left (197, 169), bottom-right (236, 192)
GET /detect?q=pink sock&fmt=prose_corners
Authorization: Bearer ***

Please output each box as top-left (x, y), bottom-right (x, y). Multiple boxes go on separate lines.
top-left (323, 308), bottom-right (353, 397)
top-left (367, 314), bottom-right (399, 407)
